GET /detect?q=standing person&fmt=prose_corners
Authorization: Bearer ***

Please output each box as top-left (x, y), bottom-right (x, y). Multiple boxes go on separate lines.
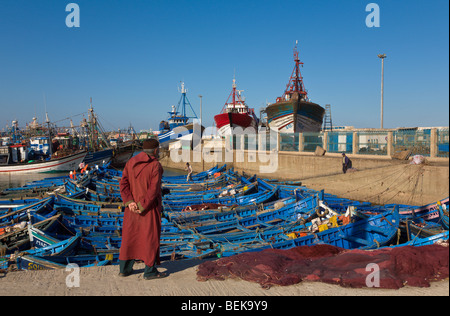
top-left (185, 162), bottom-right (192, 182)
top-left (118, 139), bottom-right (167, 280)
top-left (342, 153), bottom-right (352, 174)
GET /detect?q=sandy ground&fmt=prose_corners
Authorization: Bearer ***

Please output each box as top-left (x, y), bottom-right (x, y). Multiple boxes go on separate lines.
top-left (0, 259), bottom-right (448, 296)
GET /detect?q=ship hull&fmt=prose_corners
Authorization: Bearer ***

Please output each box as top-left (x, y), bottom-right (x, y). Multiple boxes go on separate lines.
top-left (158, 123), bottom-right (203, 147)
top-left (265, 99), bottom-right (325, 133)
top-left (214, 112), bottom-right (257, 136)
top-left (82, 149), bottom-right (113, 166)
top-left (0, 151), bottom-right (87, 174)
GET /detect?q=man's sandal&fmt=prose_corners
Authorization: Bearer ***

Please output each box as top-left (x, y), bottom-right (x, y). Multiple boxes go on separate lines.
top-left (143, 271), bottom-right (168, 280)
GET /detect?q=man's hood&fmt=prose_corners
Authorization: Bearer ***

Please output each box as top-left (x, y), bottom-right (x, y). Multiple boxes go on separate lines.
top-left (128, 152), bottom-right (156, 178)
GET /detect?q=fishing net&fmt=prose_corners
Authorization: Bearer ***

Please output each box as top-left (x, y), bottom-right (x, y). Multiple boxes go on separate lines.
top-left (182, 203), bottom-right (227, 212)
top-left (197, 244), bottom-right (449, 289)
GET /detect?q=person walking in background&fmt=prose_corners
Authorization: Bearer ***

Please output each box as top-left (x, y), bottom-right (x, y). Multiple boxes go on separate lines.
top-left (185, 162), bottom-right (192, 182)
top-left (342, 153), bottom-right (352, 174)
top-left (118, 139), bottom-right (167, 280)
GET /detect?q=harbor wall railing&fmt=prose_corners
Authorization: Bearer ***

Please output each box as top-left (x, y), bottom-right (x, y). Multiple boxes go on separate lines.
top-left (234, 127), bottom-right (449, 158)
top-left (160, 127), bottom-right (449, 206)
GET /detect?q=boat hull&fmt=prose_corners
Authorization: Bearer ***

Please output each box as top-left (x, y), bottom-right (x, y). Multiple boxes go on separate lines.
top-left (265, 99), bottom-right (325, 133)
top-left (214, 112), bottom-right (257, 136)
top-left (0, 151), bottom-right (87, 174)
top-left (83, 149), bottom-right (113, 166)
top-left (158, 123), bottom-right (200, 147)
top-left (400, 197), bottom-right (449, 222)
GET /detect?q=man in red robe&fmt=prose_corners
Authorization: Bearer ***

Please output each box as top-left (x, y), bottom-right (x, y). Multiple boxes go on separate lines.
top-left (118, 139), bottom-right (167, 279)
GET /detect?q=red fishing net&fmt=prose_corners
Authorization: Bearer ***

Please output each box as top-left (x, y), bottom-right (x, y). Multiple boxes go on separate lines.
top-left (182, 203), bottom-right (226, 212)
top-left (197, 244), bottom-right (449, 289)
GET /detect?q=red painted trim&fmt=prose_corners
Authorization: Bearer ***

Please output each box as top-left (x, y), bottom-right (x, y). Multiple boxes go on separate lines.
top-left (0, 152), bottom-right (86, 173)
top-left (278, 120), bottom-right (294, 130)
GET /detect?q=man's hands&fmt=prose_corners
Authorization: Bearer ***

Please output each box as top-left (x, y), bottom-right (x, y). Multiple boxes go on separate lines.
top-left (128, 202), bottom-right (143, 214)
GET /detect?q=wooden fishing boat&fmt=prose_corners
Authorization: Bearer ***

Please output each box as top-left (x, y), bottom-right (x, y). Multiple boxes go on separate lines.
top-left (0, 150), bottom-right (87, 174)
top-left (54, 192), bottom-right (122, 214)
top-left (392, 231), bottom-right (449, 247)
top-left (220, 206), bottom-right (400, 257)
top-left (399, 197), bottom-right (449, 221)
top-left (438, 202), bottom-right (449, 230)
top-left (166, 197), bottom-right (296, 225)
top-left (157, 82), bottom-right (203, 148)
top-left (27, 228), bottom-right (81, 256)
top-left (0, 197), bottom-right (41, 211)
top-left (0, 214), bottom-right (61, 255)
top-left (399, 204), bottom-right (448, 241)
top-left (0, 197), bottom-right (55, 226)
top-left (162, 165), bottom-right (226, 183)
top-left (162, 188), bottom-right (278, 212)
top-left (184, 195), bottom-right (317, 235)
top-left (264, 43), bottom-right (325, 133)
top-left (15, 251), bottom-right (120, 270)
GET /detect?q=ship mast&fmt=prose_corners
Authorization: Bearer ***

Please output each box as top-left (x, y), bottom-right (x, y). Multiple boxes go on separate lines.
top-left (176, 81), bottom-right (197, 120)
top-left (232, 77), bottom-right (236, 108)
top-left (282, 41), bottom-right (308, 101)
top-left (221, 76), bottom-right (247, 113)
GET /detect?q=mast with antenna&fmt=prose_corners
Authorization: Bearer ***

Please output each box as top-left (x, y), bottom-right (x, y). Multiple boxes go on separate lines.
top-left (282, 40), bottom-right (308, 101)
top-left (176, 81), bottom-right (198, 120)
top-left (46, 112), bottom-right (52, 157)
top-left (220, 75), bottom-right (247, 114)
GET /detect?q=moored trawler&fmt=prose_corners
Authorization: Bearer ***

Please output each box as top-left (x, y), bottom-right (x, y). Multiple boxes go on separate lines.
top-left (158, 82), bottom-right (202, 147)
top-left (214, 77), bottom-right (258, 136)
top-left (265, 42), bottom-right (325, 133)
top-left (0, 149), bottom-right (86, 174)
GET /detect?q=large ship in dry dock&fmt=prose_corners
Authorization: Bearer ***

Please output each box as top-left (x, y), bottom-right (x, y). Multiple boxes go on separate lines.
top-left (214, 77), bottom-right (258, 136)
top-left (265, 43), bottom-right (325, 133)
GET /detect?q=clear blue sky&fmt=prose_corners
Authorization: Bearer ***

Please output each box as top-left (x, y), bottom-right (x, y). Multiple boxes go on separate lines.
top-left (0, 0), bottom-right (448, 132)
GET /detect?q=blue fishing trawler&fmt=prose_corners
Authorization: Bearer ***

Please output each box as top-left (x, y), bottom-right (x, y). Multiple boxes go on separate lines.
top-left (158, 82), bottom-right (202, 147)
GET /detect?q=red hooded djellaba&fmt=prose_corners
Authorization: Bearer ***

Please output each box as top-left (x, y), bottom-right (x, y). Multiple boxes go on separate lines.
top-left (119, 151), bottom-right (163, 267)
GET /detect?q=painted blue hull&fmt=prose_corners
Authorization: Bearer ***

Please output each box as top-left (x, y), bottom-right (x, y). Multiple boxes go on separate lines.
top-left (265, 99), bottom-right (325, 133)
top-left (158, 126), bottom-right (194, 146)
top-left (83, 149), bottom-right (113, 166)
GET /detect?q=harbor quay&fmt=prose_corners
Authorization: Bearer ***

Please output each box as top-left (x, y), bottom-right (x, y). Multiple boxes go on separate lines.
top-left (160, 127), bottom-right (449, 207)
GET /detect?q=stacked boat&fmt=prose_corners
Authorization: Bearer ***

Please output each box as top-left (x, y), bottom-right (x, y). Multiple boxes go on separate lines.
top-left (1, 165), bottom-right (448, 271)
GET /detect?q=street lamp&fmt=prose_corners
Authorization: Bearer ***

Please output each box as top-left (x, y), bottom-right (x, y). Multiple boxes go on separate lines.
top-left (198, 94), bottom-right (204, 171)
top-left (378, 54), bottom-right (386, 129)
top-left (198, 95), bottom-right (203, 128)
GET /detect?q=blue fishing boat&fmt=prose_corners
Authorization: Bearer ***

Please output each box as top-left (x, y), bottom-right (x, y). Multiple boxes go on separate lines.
top-left (220, 206), bottom-right (401, 257)
top-left (0, 197), bottom-right (56, 226)
top-left (27, 228), bottom-right (81, 256)
top-left (0, 197), bottom-right (41, 211)
top-left (438, 201), bottom-right (449, 230)
top-left (162, 188), bottom-right (278, 212)
top-left (0, 213), bottom-right (61, 255)
top-left (162, 165), bottom-right (226, 183)
top-left (82, 149), bottom-right (114, 167)
top-left (391, 231), bottom-right (449, 247)
top-left (158, 82), bottom-right (202, 147)
top-left (15, 251), bottom-right (120, 270)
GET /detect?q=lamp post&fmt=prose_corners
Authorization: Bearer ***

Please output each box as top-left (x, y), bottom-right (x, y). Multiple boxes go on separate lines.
top-left (198, 95), bottom-right (203, 133)
top-left (198, 94), bottom-right (204, 171)
top-left (378, 54), bottom-right (386, 129)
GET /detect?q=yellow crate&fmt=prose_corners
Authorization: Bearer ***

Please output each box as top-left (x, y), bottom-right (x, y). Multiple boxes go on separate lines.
top-left (329, 215), bottom-right (338, 228)
top-left (286, 232), bottom-right (297, 239)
